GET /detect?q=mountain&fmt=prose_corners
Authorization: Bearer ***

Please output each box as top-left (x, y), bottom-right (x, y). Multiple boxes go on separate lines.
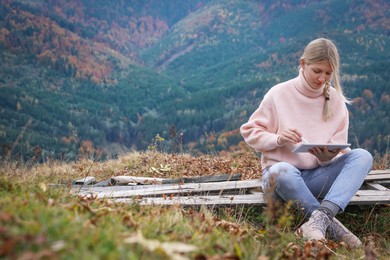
top-left (0, 0), bottom-right (389, 160)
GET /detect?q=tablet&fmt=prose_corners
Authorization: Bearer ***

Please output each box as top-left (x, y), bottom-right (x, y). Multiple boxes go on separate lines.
top-left (292, 143), bottom-right (351, 153)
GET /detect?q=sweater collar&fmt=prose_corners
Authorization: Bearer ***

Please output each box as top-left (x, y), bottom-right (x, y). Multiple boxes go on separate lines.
top-left (295, 68), bottom-right (324, 98)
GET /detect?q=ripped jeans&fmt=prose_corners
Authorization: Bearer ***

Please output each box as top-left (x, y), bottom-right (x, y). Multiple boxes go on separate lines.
top-left (262, 148), bottom-right (373, 216)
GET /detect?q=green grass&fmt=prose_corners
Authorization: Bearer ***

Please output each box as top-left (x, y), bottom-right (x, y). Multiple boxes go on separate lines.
top-left (0, 150), bottom-right (389, 259)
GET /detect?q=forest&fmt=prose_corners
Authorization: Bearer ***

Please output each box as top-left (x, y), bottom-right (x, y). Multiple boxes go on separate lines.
top-left (0, 0), bottom-right (389, 161)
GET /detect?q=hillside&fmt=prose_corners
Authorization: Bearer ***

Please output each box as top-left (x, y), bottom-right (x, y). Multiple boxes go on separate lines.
top-left (0, 0), bottom-right (389, 160)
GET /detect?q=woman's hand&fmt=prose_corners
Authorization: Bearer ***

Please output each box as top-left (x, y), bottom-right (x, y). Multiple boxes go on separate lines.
top-left (308, 147), bottom-right (341, 162)
top-left (277, 128), bottom-right (303, 146)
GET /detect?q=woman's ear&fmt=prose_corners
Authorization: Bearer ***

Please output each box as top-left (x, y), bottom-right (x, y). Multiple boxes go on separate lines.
top-left (300, 59), bottom-right (305, 69)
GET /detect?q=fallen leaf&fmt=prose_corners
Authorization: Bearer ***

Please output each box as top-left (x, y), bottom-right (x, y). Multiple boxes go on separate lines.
top-left (0, 237), bottom-right (18, 257)
top-left (51, 240), bottom-right (66, 252)
top-left (124, 230), bottom-right (197, 260)
top-left (0, 212), bottom-right (13, 222)
top-left (39, 182), bottom-right (47, 192)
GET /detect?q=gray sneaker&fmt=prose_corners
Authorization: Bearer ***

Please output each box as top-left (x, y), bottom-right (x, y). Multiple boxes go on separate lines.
top-left (297, 209), bottom-right (331, 240)
top-left (328, 218), bottom-right (362, 248)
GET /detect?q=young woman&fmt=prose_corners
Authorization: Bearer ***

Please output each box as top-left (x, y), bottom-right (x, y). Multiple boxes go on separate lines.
top-left (240, 38), bottom-right (373, 248)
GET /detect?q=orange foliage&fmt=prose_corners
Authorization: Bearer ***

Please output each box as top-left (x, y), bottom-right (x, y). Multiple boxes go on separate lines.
top-left (363, 89), bottom-right (374, 100)
top-left (256, 60), bottom-right (272, 69)
top-left (0, 27), bottom-right (10, 42)
top-left (37, 50), bottom-right (57, 63)
top-left (79, 140), bottom-right (95, 157)
top-left (353, 97), bottom-right (370, 112)
top-left (362, 0), bottom-right (390, 30)
top-left (380, 94), bottom-right (390, 104)
top-left (219, 129), bottom-right (240, 138)
top-left (1, 3), bottom-right (151, 84)
top-left (61, 136), bottom-right (70, 144)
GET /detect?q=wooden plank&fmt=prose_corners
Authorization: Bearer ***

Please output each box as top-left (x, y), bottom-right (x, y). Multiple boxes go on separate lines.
top-left (353, 190), bottom-right (390, 197)
top-left (350, 189), bottom-right (390, 204)
top-left (248, 188), bottom-right (390, 205)
top-left (364, 182), bottom-right (389, 191)
top-left (73, 176), bottom-right (96, 185)
top-left (81, 173), bottom-right (242, 187)
top-left (71, 184), bottom-right (160, 194)
top-left (113, 193), bottom-right (265, 206)
top-left (163, 173), bottom-right (242, 184)
top-left (80, 179), bottom-right (260, 198)
top-left (70, 170), bottom-right (388, 187)
top-left (108, 189), bottom-right (390, 206)
top-left (368, 169), bottom-right (390, 175)
top-left (69, 169), bottom-right (390, 206)
top-left (73, 179), bottom-right (262, 199)
top-left (364, 174), bottom-right (390, 181)
top-left (111, 173), bottom-right (242, 185)
top-left (111, 176), bottom-right (165, 185)
top-left (376, 180), bottom-right (390, 187)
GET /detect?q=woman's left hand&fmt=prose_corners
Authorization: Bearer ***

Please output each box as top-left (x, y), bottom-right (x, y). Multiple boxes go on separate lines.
top-left (308, 146), bottom-right (341, 162)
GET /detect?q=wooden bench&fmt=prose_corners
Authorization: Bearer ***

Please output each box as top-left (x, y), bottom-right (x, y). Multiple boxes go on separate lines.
top-left (71, 169), bottom-right (390, 206)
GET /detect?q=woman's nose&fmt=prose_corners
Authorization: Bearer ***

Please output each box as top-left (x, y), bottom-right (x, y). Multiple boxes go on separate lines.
top-left (318, 74), bottom-right (326, 82)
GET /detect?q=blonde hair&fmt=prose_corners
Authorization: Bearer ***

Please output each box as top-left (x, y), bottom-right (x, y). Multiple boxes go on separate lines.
top-left (301, 38), bottom-right (350, 120)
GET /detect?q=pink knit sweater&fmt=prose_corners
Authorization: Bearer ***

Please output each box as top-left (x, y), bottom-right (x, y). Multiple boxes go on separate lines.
top-left (240, 69), bottom-right (350, 170)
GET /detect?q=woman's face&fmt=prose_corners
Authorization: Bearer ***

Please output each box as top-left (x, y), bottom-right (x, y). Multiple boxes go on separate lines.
top-left (301, 59), bottom-right (332, 90)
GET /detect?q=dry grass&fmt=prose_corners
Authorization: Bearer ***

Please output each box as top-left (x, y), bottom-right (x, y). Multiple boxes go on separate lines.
top-left (1, 148), bottom-right (262, 184)
top-left (0, 149), bottom-right (389, 259)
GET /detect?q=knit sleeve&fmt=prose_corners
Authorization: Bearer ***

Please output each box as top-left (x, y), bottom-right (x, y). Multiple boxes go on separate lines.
top-left (240, 93), bottom-right (280, 152)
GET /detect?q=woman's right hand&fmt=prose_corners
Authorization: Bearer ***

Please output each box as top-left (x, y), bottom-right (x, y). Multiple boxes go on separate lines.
top-left (277, 128), bottom-right (303, 146)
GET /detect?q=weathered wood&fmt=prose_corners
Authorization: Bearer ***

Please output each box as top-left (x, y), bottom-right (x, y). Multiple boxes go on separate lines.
top-left (72, 179), bottom-right (261, 199)
top-left (110, 174), bottom-right (242, 185)
top-left (367, 169), bottom-right (390, 175)
top-left (350, 190), bottom-right (390, 204)
top-left (376, 180), bottom-right (390, 187)
top-left (114, 193), bottom-right (265, 206)
top-left (73, 176), bottom-right (96, 185)
top-left (78, 173), bottom-right (242, 187)
top-left (110, 189), bottom-right (390, 206)
top-left (364, 173), bottom-right (390, 181)
top-left (111, 176), bottom-right (165, 185)
top-left (244, 189), bottom-right (390, 206)
top-left (364, 182), bottom-right (389, 191)
top-left (70, 169), bottom-right (390, 206)
top-left (94, 179), bottom-right (113, 187)
top-left (163, 173), bottom-right (242, 184)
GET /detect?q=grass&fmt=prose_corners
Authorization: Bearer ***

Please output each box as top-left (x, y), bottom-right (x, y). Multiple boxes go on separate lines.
top-left (0, 149), bottom-right (389, 259)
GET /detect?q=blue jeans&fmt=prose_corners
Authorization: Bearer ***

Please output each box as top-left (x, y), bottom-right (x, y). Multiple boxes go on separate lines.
top-left (262, 149), bottom-right (373, 216)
